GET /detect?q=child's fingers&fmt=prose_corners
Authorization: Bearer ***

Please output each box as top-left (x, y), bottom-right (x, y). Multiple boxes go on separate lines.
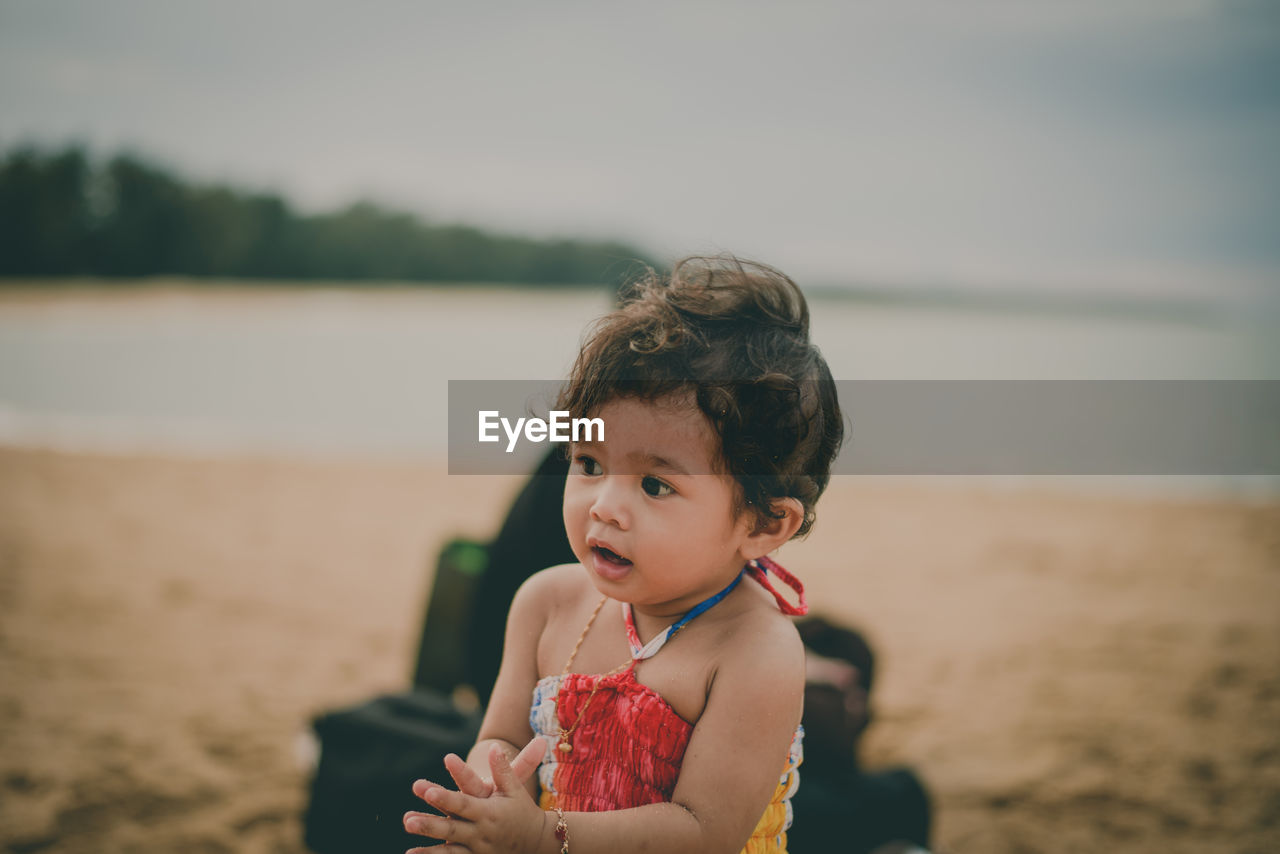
top-left (403, 806), bottom-right (476, 843)
top-left (487, 742), bottom-right (523, 796)
top-left (415, 784), bottom-right (481, 821)
top-left (509, 736), bottom-right (545, 784)
top-left (411, 778), bottom-right (450, 803)
top-left (403, 809), bottom-right (433, 834)
top-left (443, 752), bottom-right (494, 797)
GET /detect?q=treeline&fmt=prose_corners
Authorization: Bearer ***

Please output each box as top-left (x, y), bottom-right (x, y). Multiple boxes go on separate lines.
top-left (0, 146), bottom-right (653, 285)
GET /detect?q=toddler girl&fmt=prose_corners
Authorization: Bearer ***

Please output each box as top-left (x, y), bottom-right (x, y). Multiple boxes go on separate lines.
top-left (405, 256), bottom-right (844, 854)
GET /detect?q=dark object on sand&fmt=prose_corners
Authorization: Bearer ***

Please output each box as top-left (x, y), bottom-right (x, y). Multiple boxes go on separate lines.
top-left (303, 690), bottom-right (480, 854)
top-left (303, 542), bottom-right (487, 854)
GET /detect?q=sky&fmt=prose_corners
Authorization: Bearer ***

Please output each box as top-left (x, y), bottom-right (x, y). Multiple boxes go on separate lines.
top-left (2, 0), bottom-right (1277, 298)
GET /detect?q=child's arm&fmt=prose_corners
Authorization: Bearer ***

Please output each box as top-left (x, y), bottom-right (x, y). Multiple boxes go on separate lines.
top-left (407, 612), bottom-right (806, 854)
top-left (466, 564), bottom-right (564, 797)
top-left (661, 614), bottom-right (807, 848)
top-left (416, 565), bottom-right (563, 804)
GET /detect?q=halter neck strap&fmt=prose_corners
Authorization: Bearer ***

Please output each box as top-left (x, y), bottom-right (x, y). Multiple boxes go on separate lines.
top-left (745, 555), bottom-right (808, 616)
top-left (622, 556), bottom-right (808, 660)
top-left (624, 570), bottom-right (744, 660)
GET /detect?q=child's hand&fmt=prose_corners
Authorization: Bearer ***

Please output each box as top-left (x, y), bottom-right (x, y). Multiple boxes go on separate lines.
top-left (412, 736), bottom-right (543, 802)
top-left (405, 742), bottom-right (549, 854)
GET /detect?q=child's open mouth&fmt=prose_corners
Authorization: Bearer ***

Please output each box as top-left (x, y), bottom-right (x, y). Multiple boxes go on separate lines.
top-left (593, 545), bottom-right (632, 567)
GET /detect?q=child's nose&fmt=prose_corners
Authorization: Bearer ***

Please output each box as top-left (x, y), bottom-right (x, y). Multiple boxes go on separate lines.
top-left (589, 478), bottom-right (631, 529)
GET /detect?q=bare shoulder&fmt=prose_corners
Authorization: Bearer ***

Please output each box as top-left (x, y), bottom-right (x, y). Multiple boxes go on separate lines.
top-left (507, 562), bottom-right (596, 635)
top-left (676, 587), bottom-right (806, 794)
top-left (511, 562), bottom-right (583, 609)
top-left (719, 593), bottom-right (805, 677)
top-left (537, 561), bottom-right (591, 595)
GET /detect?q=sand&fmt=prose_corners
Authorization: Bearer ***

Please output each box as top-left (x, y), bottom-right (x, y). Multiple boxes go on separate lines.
top-left (0, 447), bottom-right (1277, 853)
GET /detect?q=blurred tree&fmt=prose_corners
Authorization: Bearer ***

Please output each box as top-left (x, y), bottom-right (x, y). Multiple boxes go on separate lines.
top-left (0, 146), bottom-right (93, 274)
top-left (92, 154), bottom-right (188, 275)
top-left (0, 145), bottom-right (654, 286)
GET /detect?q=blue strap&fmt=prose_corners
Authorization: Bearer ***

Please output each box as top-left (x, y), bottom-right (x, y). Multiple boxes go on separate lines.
top-left (626, 569), bottom-right (745, 660)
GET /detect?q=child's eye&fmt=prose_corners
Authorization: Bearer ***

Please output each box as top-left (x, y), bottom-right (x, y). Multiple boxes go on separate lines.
top-left (575, 455), bottom-right (602, 476)
top-left (641, 476), bottom-right (674, 497)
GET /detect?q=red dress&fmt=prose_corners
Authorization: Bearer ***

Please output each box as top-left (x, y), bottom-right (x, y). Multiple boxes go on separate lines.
top-left (530, 560), bottom-right (806, 853)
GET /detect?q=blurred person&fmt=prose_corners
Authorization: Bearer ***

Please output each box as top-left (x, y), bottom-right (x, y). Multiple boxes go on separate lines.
top-left (790, 617), bottom-right (931, 853)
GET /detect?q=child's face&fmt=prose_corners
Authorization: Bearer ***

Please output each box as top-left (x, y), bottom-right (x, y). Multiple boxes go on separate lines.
top-left (563, 393), bottom-right (759, 618)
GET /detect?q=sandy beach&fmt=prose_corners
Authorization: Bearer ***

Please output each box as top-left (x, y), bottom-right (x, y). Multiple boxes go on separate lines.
top-left (1, 446), bottom-right (1277, 853)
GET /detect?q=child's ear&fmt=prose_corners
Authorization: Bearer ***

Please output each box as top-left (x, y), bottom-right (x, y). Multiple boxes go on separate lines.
top-left (741, 497), bottom-right (806, 561)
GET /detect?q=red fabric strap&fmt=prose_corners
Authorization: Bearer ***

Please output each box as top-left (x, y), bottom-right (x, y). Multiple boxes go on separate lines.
top-left (745, 556), bottom-right (808, 616)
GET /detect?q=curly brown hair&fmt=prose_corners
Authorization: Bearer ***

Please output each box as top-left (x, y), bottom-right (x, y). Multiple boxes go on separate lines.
top-left (556, 255), bottom-right (844, 537)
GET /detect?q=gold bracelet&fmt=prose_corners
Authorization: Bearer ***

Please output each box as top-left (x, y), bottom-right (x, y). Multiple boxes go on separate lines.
top-left (553, 806), bottom-right (569, 854)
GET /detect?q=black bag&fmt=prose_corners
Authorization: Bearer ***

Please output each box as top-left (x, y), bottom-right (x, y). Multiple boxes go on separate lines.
top-left (303, 690), bottom-right (482, 854)
top-left (303, 540), bottom-right (490, 853)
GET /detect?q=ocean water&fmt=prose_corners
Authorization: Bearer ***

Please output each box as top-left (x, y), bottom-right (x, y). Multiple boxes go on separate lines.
top-left (0, 282), bottom-right (1276, 494)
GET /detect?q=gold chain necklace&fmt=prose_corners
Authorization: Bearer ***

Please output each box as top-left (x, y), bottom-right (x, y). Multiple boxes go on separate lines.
top-left (556, 596), bottom-right (631, 753)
